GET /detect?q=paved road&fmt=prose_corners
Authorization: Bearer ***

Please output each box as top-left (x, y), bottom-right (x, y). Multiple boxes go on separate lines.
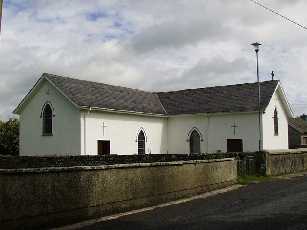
top-left (79, 174), bottom-right (307, 230)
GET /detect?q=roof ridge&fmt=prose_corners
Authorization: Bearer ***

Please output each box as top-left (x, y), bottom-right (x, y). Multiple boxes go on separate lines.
top-left (44, 73), bottom-right (279, 95)
top-left (43, 73), bottom-right (154, 95)
top-left (155, 80), bottom-right (279, 94)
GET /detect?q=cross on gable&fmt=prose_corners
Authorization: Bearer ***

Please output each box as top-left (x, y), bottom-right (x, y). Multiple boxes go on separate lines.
top-left (231, 122), bottom-right (238, 136)
top-left (102, 122), bottom-right (108, 136)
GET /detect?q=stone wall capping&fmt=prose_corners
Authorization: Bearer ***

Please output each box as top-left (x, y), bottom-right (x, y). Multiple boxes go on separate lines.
top-left (265, 148), bottom-right (307, 155)
top-left (0, 158), bottom-right (235, 174)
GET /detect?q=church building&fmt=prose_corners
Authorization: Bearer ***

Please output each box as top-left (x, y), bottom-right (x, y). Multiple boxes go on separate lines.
top-left (14, 73), bottom-right (293, 156)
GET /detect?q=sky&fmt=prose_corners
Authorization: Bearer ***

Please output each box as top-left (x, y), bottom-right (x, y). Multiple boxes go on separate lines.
top-left (1, 0), bottom-right (307, 120)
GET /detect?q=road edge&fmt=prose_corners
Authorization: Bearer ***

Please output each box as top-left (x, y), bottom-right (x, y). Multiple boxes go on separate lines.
top-left (54, 184), bottom-right (243, 230)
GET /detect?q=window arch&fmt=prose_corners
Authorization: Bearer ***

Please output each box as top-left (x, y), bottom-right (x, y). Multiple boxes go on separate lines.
top-left (42, 103), bottom-right (53, 135)
top-left (274, 108), bottom-right (278, 136)
top-left (137, 130), bottom-right (146, 155)
top-left (189, 128), bottom-right (201, 154)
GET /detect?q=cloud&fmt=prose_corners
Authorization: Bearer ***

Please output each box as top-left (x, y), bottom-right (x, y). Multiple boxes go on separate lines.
top-left (0, 0), bottom-right (307, 120)
top-left (131, 19), bottom-right (233, 53)
top-left (151, 57), bottom-right (252, 91)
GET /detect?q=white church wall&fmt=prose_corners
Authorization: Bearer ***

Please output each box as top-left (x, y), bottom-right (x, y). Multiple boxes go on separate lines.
top-left (262, 88), bottom-right (289, 150)
top-left (167, 115), bottom-right (208, 154)
top-left (167, 113), bottom-right (260, 154)
top-left (80, 111), bottom-right (168, 155)
top-left (209, 113), bottom-right (260, 153)
top-left (19, 79), bottom-right (81, 156)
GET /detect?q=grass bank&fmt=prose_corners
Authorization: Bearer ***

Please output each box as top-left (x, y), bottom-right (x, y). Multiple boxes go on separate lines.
top-left (238, 175), bottom-right (272, 185)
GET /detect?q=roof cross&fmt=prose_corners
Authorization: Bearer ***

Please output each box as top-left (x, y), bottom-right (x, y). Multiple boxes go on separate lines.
top-left (271, 71), bottom-right (275, 80)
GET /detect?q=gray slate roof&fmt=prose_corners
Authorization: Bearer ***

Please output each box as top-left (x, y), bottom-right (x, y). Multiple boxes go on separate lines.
top-left (45, 73), bottom-right (279, 116)
top-left (289, 118), bottom-right (307, 133)
top-left (45, 73), bottom-right (166, 115)
top-left (157, 80), bottom-right (279, 115)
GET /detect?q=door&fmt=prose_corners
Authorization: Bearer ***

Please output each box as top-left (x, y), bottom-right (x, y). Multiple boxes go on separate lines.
top-left (98, 140), bottom-right (110, 155)
top-left (227, 139), bottom-right (243, 152)
top-left (190, 130), bottom-right (201, 154)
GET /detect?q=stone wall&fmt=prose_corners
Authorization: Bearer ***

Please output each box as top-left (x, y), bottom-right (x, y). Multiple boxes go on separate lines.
top-left (0, 154), bottom-right (239, 169)
top-left (265, 150), bottom-right (307, 176)
top-left (0, 158), bottom-right (237, 229)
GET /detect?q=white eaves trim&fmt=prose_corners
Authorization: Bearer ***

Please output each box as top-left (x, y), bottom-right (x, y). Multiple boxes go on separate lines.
top-left (271, 81), bottom-right (294, 118)
top-left (13, 74), bottom-right (80, 115)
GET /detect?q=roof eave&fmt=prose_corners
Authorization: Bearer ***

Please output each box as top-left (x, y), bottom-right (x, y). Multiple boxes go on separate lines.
top-left (276, 82), bottom-right (294, 118)
top-left (80, 106), bottom-right (167, 117)
top-left (263, 81), bottom-right (293, 118)
top-left (13, 76), bottom-right (45, 115)
top-left (167, 110), bottom-right (261, 117)
top-left (80, 107), bottom-right (265, 117)
top-left (13, 73), bottom-right (81, 115)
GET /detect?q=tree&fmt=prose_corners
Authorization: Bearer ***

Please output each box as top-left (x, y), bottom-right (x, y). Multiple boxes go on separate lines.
top-left (0, 119), bottom-right (19, 155)
top-left (300, 114), bottom-right (307, 121)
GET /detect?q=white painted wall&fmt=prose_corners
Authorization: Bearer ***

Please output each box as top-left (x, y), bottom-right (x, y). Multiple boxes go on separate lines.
top-left (19, 79), bottom-right (81, 156)
top-left (262, 87), bottom-right (289, 150)
top-left (18, 80), bottom-right (290, 156)
top-left (167, 113), bottom-right (260, 154)
top-left (80, 111), bottom-right (168, 155)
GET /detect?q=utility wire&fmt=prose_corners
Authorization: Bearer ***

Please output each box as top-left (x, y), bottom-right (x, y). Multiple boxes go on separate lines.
top-left (247, 1), bottom-right (307, 110)
top-left (248, 0), bottom-right (307, 31)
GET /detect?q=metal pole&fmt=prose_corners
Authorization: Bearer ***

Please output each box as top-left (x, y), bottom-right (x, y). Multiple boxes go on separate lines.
top-left (0, 0), bottom-right (3, 33)
top-left (255, 49), bottom-right (261, 152)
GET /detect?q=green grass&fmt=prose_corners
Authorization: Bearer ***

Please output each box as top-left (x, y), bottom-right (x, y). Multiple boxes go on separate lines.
top-left (238, 175), bottom-right (272, 185)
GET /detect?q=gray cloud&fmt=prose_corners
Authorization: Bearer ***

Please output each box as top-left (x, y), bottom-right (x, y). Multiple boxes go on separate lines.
top-left (131, 19), bottom-right (233, 53)
top-left (152, 57), bottom-right (252, 91)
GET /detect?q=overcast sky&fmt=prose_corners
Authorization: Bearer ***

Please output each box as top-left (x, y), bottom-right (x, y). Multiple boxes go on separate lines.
top-left (1, 0), bottom-right (307, 119)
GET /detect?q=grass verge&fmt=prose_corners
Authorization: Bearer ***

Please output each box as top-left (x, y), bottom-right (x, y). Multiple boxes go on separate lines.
top-left (238, 175), bottom-right (272, 185)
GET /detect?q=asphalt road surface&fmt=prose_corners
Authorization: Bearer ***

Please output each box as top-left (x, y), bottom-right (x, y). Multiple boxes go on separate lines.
top-left (77, 174), bottom-right (307, 230)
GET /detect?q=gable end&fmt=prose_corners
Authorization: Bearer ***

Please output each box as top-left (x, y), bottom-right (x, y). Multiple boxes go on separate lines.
top-left (13, 74), bottom-right (80, 115)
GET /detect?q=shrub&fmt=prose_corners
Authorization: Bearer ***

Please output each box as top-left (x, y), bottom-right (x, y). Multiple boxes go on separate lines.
top-left (0, 119), bottom-right (19, 156)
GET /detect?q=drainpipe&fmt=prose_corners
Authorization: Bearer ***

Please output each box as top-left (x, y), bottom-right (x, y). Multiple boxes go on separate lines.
top-left (83, 112), bottom-right (86, 155)
top-left (83, 106), bottom-right (92, 155)
top-left (207, 115), bottom-right (210, 153)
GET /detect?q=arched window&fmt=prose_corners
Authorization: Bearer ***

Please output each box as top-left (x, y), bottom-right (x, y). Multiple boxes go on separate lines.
top-left (274, 108), bottom-right (278, 136)
top-left (190, 130), bottom-right (201, 154)
top-left (42, 104), bottom-right (53, 135)
top-left (138, 130), bottom-right (146, 155)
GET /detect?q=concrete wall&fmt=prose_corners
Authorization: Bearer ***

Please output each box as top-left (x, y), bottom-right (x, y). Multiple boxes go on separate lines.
top-left (262, 87), bottom-right (289, 150)
top-left (265, 150), bottom-right (307, 176)
top-left (81, 111), bottom-right (168, 155)
top-left (19, 79), bottom-right (81, 156)
top-left (167, 113), bottom-right (260, 154)
top-left (0, 158), bottom-right (237, 229)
